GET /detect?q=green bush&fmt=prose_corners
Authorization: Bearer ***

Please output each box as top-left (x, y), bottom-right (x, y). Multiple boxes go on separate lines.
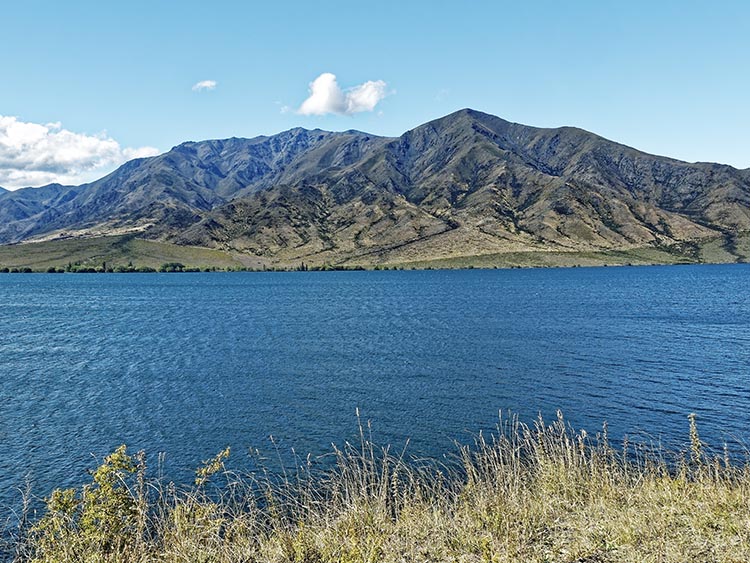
top-left (159, 262), bottom-right (186, 273)
top-left (30, 446), bottom-right (146, 561)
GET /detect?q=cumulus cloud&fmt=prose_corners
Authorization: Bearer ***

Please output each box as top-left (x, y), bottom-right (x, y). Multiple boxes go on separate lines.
top-left (297, 73), bottom-right (389, 116)
top-left (192, 80), bottom-right (217, 92)
top-left (0, 116), bottom-right (159, 190)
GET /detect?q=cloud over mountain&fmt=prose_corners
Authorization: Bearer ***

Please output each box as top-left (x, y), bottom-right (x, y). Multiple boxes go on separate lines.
top-left (297, 73), bottom-right (388, 116)
top-left (0, 116), bottom-right (159, 190)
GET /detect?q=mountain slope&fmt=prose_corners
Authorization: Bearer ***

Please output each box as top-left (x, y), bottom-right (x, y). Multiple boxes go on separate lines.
top-left (0, 129), bottom-right (388, 244)
top-left (172, 110), bottom-right (749, 264)
top-left (1, 109), bottom-right (748, 267)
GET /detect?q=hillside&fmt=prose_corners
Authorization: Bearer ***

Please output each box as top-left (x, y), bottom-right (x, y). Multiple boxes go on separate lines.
top-left (1, 109), bottom-right (749, 268)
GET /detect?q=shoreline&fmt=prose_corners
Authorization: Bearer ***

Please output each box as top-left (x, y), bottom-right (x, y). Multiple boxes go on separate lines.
top-left (0, 259), bottom-right (747, 275)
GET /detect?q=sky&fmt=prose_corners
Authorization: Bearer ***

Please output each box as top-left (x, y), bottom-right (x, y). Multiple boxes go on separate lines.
top-left (1, 0), bottom-right (749, 189)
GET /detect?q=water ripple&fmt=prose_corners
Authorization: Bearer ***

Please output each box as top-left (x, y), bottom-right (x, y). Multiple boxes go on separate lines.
top-left (1, 265), bottom-right (750, 508)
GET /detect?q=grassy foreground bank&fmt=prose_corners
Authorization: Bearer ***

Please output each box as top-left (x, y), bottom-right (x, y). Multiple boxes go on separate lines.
top-left (5, 414), bottom-right (750, 563)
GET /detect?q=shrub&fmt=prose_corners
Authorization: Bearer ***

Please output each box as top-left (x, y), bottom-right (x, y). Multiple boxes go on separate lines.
top-left (29, 446), bottom-right (146, 561)
top-left (159, 262), bottom-right (186, 273)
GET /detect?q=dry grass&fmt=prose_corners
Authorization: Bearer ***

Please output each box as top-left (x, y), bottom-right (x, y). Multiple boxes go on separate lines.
top-left (5, 412), bottom-right (750, 562)
top-left (3, 233), bottom-right (749, 272)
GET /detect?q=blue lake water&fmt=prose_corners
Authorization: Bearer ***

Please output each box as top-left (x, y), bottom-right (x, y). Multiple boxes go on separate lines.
top-left (1, 265), bottom-right (750, 508)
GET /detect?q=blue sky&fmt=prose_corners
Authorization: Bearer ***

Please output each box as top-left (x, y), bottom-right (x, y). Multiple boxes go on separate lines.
top-left (1, 0), bottom-right (748, 188)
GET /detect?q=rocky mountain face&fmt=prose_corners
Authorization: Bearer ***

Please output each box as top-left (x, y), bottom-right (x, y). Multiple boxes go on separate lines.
top-left (1, 109), bottom-right (748, 265)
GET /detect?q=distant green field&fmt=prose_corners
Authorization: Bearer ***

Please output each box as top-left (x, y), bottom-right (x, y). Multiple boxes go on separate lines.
top-left (0, 236), bottom-right (248, 271)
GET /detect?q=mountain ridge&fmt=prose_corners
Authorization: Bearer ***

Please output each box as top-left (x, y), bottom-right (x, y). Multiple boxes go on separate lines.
top-left (1, 109), bottom-right (748, 267)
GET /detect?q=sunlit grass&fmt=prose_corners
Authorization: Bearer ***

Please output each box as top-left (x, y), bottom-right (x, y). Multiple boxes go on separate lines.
top-left (5, 412), bottom-right (750, 562)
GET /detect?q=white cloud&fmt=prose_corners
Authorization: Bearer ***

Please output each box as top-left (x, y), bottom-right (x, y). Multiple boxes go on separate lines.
top-left (297, 73), bottom-right (389, 116)
top-left (192, 80), bottom-right (217, 92)
top-left (0, 116), bottom-right (159, 190)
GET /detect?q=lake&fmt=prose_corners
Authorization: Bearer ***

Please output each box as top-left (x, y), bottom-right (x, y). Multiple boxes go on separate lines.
top-left (1, 265), bottom-right (749, 508)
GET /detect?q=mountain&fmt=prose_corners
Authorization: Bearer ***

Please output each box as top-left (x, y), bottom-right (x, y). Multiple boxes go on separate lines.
top-left (1, 109), bottom-right (749, 267)
top-left (0, 128), bottom-right (387, 244)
